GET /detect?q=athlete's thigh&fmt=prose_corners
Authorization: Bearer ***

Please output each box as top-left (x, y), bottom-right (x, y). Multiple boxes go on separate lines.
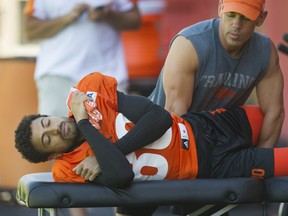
top-left (212, 147), bottom-right (274, 178)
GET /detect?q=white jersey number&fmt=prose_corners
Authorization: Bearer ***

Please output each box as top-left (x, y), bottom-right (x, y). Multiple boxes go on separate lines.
top-left (115, 113), bottom-right (172, 180)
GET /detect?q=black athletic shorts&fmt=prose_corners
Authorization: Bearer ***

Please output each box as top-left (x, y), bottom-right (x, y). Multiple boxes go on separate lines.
top-left (182, 107), bottom-right (274, 178)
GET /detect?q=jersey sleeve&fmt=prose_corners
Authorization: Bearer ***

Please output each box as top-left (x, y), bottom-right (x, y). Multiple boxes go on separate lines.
top-left (76, 72), bottom-right (118, 100)
top-left (52, 143), bottom-right (95, 183)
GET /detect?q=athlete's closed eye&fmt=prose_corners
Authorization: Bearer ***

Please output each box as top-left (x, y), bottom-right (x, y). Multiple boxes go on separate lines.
top-left (42, 134), bottom-right (51, 146)
top-left (41, 117), bottom-right (50, 128)
top-left (41, 117), bottom-right (51, 146)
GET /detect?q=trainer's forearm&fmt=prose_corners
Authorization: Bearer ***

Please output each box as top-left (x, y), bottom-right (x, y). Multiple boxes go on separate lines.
top-left (257, 110), bottom-right (285, 148)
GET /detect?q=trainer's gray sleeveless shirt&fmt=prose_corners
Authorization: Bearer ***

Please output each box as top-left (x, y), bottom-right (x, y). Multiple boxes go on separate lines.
top-left (149, 18), bottom-right (271, 112)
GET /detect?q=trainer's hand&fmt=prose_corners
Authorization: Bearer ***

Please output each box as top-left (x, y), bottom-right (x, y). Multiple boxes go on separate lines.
top-left (73, 156), bottom-right (101, 181)
top-left (70, 91), bottom-right (92, 123)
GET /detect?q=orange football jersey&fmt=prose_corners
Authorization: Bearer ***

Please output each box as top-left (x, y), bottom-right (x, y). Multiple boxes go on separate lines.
top-left (52, 72), bottom-right (198, 183)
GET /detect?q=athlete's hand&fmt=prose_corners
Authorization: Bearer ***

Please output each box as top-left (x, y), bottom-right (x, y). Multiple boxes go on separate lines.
top-left (73, 156), bottom-right (101, 181)
top-left (70, 91), bottom-right (92, 123)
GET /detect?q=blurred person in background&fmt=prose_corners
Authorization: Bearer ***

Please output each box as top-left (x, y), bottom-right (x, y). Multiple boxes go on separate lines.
top-left (24, 1), bottom-right (140, 215)
top-left (24, 0), bottom-right (141, 117)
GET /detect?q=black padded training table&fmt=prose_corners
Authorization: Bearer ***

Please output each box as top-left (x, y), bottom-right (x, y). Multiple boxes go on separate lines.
top-left (18, 172), bottom-right (288, 216)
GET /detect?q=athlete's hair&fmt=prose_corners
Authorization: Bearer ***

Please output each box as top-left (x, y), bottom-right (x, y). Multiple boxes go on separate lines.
top-left (15, 114), bottom-right (50, 163)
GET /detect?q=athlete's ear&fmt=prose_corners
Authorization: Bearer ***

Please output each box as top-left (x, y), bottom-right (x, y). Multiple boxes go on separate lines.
top-left (48, 153), bottom-right (62, 160)
top-left (256, 11), bottom-right (268, 26)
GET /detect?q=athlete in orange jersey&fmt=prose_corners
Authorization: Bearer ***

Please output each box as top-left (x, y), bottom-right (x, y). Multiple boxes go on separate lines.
top-left (15, 72), bottom-right (288, 188)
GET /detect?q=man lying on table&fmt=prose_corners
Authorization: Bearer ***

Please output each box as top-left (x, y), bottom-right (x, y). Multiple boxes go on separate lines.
top-left (15, 72), bottom-right (286, 191)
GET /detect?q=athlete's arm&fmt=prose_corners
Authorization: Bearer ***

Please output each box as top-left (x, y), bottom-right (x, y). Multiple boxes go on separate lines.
top-left (163, 35), bottom-right (199, 116)
top-left (256, 42), bottom-right (285, 148)
top-left (70, 91), bottom-right (173, 187)
top-left (77, 119), bottom-right (134, 188)
top-left (114, 91), bottom-right (173, 154)
top-left (70, 91), bottom-right (134, 188)
top-left (24, 4), bottom-right (88, 40)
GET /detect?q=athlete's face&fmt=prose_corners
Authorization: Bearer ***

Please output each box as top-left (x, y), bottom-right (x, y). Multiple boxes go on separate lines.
top-left (219, 12), bottom-right (258, 56)
top-left (31, 116), bottom-right (80, 156)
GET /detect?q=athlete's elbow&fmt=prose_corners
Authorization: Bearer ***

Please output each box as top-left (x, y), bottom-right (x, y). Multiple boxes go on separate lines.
top-left (105, 172), bottom-right (134, 189)
top-left (162, 107), bottom-right (174, 129)
top-left (118, 172), bottom-right (134, 188)
top-left (155, 105), bottom-right (173, 127)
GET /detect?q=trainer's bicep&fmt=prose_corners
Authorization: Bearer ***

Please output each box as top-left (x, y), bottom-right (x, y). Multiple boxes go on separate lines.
top-left (163, 36), bottom-right (198, 115)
